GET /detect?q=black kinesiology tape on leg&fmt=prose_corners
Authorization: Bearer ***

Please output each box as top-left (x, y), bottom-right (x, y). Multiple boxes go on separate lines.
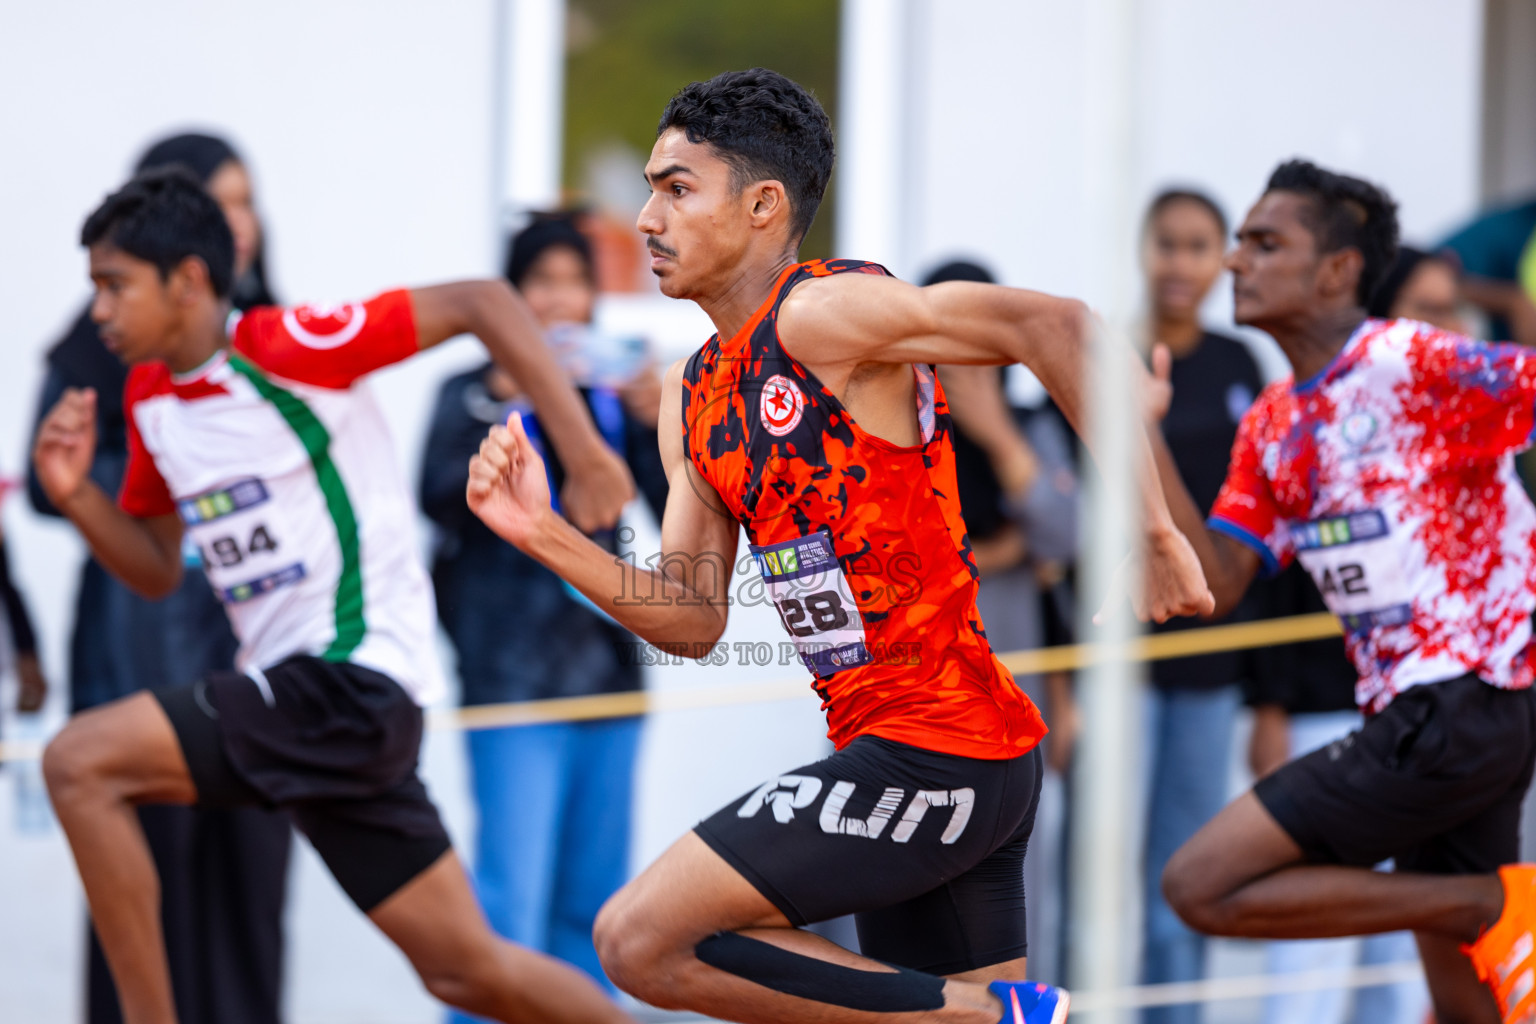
top-left (695, 931), bottom-right (946, 1012)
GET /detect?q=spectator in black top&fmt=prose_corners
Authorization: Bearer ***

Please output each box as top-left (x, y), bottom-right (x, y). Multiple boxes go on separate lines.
top-left (1136, 189), bottom-right (1265, 1024)
top-left (26, 132), bottom-right (289, 1024)
top-left (423, 213), bottom-right (668, 1003)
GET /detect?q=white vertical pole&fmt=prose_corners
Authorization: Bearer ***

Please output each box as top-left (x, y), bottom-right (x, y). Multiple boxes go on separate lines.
top-left (836, 0), bottom-right (909, 273)
top-left (493, 0), bottom-right (566, 236)
top-left (1070, 0), bottom-right (1142, 1019)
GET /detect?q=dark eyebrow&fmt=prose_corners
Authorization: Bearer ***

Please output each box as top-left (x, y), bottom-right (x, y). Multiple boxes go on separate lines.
top-left (645, 164), bottom-right (692, 185)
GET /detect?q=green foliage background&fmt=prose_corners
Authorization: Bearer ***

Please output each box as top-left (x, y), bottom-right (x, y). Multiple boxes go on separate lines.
top-left (564, 0), bottom-right (840, 260)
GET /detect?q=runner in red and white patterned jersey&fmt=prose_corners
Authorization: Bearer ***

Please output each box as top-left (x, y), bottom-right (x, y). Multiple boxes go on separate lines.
top-left (1209, 317), bottom-right (1536, 714)
top-left (1157, 159), bottom-right (1536, 1024)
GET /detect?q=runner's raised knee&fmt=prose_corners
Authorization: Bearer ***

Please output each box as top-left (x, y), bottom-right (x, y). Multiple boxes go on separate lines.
top-left (593, 895), bottom-right (673, 1003)
top-left (41, 721), bottom-right (111, 804)
top-left (1161, 847), bottom-right (1227, 934)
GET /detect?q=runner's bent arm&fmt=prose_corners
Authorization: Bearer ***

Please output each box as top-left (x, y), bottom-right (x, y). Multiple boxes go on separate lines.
top-left (32, 387), bottom-right (185, 599)
top-left (1147, 428), bottom-right (1261, 617)
top-left (776, 272), bottom-right (1214, 622)
top-left (410, 280), bottom-right (635, 533)
top-left (468, 359), bottom-right (738, 653)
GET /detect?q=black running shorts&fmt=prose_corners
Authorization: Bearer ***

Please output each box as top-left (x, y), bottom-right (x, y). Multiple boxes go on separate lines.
top-left (696, 735), bottom-right (1042, 975)
top-left (156, 656), bottom-right (452, 912)
top-left (1255, 672), bottom-right (1536, 873)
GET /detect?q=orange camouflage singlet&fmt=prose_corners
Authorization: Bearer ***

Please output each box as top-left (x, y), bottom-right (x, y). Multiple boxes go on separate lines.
top-left (681, 259), bottom-right (1047, 760)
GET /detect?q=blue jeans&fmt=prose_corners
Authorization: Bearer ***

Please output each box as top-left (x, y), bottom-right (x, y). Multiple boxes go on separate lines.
top-left (1141, 685), bottom-right (1241, 1024)
top-left (448, 717), bottom-right (640, 1024)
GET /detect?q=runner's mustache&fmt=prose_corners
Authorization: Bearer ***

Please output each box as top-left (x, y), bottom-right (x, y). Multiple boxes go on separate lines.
top-left (649, 241), bottom-right (679, 259)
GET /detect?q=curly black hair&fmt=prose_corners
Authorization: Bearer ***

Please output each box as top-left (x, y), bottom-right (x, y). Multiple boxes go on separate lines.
top-left (658, 67), bottom-right (834, 244)
top-left (81, 167), bottom-right (235, 298)
top-left (1266, 159), bottom-right (1399, 306)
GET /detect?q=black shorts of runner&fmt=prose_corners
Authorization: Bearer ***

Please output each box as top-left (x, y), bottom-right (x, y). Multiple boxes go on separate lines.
top-left (1255, 672), bottom-right (1536, 873)
top-left (695, 734), bottom-right (1042, 976)
top-left (156, 655), bottom-right (452, 913)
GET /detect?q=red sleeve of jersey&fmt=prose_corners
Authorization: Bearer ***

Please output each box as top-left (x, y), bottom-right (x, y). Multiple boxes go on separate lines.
top-left (1206, 399), bottom-right (1289, 577)
top-left (119, 365), bottom-right (177, 518)
top-left (1410, 326), bottom-right (1536, 459)
top-left (231, 288), bottom-right (419, 389)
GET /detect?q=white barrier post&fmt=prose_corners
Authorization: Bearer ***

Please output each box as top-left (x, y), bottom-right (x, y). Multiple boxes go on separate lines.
top-left (1070, 0), bottom-right (1142, 1019)
top-left (493, 0), bottom-right (567, 234)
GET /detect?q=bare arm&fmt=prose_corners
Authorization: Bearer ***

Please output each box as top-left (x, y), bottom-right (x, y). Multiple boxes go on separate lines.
top-left (1461, 276), bottom-right (1536, 347)
top-left (1148, 426), bottom-right (1261, 617)
top-left (1141, 345), bottom-right (1261, 617)
top-left (32, 387), bottom-right (185, 599)
top-left (410, 280), bottom-right (635, 533)
top-left (467, 359), bottom-right (739, 654)
top-left (778, 273), bottom-right (1214, 622)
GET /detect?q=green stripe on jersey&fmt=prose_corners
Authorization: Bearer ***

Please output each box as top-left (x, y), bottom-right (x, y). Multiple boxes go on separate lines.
top-left (227, 352), bottom-right (366, 660)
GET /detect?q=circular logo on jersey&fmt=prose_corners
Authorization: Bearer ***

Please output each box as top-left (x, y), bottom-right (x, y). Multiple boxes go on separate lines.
top-left (281, 302), bottom-right (368, 350)
top-left (760, 374), bottom-right (805, 436)
top-left (1341, 411), bottom-right (1378, 449)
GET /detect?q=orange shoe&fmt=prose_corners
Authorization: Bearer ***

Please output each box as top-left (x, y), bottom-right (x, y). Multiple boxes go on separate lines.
top-left (1464, 865), bottom-right (1536, 1022)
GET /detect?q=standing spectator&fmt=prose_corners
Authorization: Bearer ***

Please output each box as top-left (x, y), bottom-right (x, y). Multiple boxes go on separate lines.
top-left (1137, 189), bottom-right (1263, 1024)
top-left (421, 214), bottom-right (667, 1010)
top-left (925, 259), bottom-right (1082, 985)
top-left (1366, 246), bottom-right (1470, 334)
top-left (26, 132), bottom-right (290, 1024)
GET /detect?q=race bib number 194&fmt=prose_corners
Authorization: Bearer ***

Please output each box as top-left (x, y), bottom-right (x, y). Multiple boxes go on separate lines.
top-left (751, 530), bottom-right (870, 677)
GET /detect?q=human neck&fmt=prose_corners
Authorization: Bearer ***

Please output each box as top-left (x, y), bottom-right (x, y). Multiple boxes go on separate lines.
top-left (1267, 307), bottom-right (1367, 384)
top-left (696, 250), bottom-right (799, 340)
top-left (164, 302), bottom-right (231, 376)
top-left (1151, 311), bottom-right (1205, 358)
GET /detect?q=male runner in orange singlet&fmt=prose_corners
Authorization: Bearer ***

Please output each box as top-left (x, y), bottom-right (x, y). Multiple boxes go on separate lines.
top-left (469, 68), bottom-right (1213, 1024)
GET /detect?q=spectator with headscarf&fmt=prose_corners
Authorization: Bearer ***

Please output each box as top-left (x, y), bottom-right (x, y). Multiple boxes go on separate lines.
top-left (421, 213), bottom-right (667, 1004)
top-left (26, 131), bottom-right (289, 1024)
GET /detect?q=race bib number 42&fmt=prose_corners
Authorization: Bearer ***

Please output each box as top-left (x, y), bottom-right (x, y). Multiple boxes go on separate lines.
top-left (1291, 509), bottom-right (1412, 633)
top-left (750, 530), bottom-right (870, 677)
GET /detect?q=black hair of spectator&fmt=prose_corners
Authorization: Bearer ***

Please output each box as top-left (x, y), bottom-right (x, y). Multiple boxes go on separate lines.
top-left (136, 131), bottom-right (279, 309)
top-left (921, 260), bottom-right (997, 287)
top-left (136, 132), bottom-right (237, 182)
top-left (504, 213), bottom-right (594, 290)
top-left (1145, 188), bottom-right (1228, 238)
top-left (1266, 159), bottom-right (1400, 306)
top-left (81, 167), bottom-right (235, 298)
top-left (658, 67), bottom-right (834, 244)
top-left (1366, 245), bottom-right (1436, 319)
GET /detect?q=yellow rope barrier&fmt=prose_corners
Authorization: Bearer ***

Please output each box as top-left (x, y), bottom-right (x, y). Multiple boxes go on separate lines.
top-left (0, 611), bottom-right (1345, 762)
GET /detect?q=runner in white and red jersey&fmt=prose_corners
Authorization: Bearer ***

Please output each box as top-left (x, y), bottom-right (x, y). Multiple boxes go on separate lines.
top-left (32, 168), bottom-right (636, 1024)
top-left (1209, 317), bottom-right (1536, 714)
top-left (1155, 159), bottom-right (1536, 1024)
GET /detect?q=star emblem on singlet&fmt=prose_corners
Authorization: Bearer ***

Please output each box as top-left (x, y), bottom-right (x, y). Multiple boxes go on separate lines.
top-left (760, 374), bottom-right (805, 436)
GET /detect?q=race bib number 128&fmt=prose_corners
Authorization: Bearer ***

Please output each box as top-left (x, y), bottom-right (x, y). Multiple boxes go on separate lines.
top-left (751, 530), bottom-right (870, 677)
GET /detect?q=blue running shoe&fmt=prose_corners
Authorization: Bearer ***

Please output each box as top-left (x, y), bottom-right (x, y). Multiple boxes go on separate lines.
top-left (988, 979), bottom-right (1070, 1023)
